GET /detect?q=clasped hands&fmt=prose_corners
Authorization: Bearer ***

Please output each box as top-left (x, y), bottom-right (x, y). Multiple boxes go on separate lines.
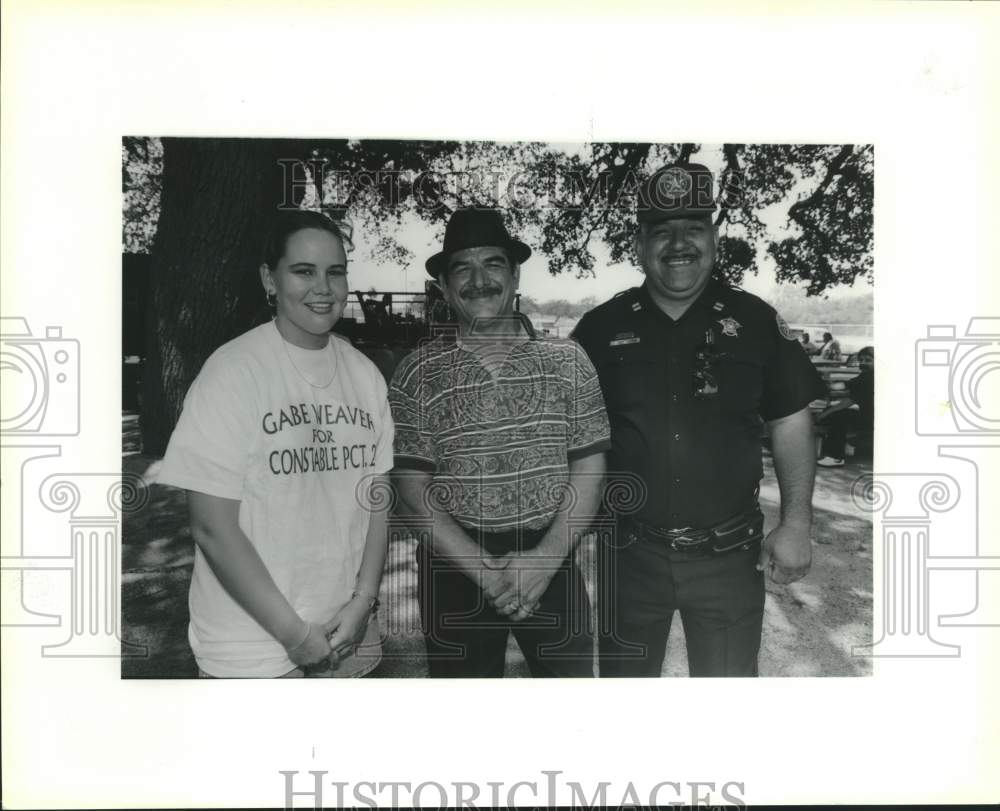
top-left (477, 550), bottom-right (564, 622)
top-left (284, 595), bottom-right (373, 670)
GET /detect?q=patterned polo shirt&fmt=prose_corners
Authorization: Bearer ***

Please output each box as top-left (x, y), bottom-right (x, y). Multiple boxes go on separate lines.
top-left (388, 333), bottom-right (611, 534)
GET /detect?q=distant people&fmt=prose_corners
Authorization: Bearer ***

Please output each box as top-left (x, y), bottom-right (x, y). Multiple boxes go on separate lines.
top-left (819, 331), bottom-right (842, 361)
top-left (800, 332), bottom-right (819, 356)
top-left (158, 210), bottom-right (393, 678)
top-left (816, 346), bottom-right (874, 467)
top-left (360, 292), bottom-right (392, 329)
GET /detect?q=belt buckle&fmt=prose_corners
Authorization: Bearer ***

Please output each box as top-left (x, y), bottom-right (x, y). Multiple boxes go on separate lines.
top-left (667, 528), bottom-right (706, 551)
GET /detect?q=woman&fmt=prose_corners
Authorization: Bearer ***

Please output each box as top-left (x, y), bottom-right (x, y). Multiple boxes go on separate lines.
top-left (158, 210), bottom-right (394, 677)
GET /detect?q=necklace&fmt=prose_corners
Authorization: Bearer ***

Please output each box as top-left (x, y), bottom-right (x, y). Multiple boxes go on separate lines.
top-left (277, 324), bottom-right (338, 389)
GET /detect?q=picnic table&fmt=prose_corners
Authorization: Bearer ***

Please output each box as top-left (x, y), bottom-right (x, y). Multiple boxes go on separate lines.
top-left (808, 357), bottom-right (870, 458)
top-left (809, 357), bottom-right (860, 411)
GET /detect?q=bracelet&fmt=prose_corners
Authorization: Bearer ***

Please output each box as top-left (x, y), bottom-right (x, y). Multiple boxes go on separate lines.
top-left (352, 589), bottom-right (380, 612)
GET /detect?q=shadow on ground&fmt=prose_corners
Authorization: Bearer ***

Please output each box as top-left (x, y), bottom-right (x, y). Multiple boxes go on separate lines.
top-left (121, 413), bottom-right (873, 679)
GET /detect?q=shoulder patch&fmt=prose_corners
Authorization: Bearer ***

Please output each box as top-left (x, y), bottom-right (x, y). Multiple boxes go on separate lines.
top-left (775, 311), bottom-right (796, 341)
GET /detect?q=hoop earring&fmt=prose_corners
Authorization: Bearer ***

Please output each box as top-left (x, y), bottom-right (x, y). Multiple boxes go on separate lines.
top-left (265, 289), bottom-right (277, 308)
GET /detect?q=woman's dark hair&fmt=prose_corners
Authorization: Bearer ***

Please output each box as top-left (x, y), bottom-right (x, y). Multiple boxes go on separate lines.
top-left (261, 210), bottom-right (354, 270)
top-left (858, 345), bottom-right (874, 359)
top-left (801, 332), bottom-right (811, 342)
top-left (822, 331), bottom-right (833, 342)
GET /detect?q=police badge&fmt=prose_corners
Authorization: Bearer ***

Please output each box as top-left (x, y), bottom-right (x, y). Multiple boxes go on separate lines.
top-left (656, 166), bottom-right (692, 199)
top-left (717, 316), bottom-right (742, 337)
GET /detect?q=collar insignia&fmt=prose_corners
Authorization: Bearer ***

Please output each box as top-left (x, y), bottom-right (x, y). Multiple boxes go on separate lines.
top-left (718, 316), bottom-right (742, 337)
top-left (631, 301), bottom-right (642, 311)
top-left (712, 301), bottom-right (725, 311)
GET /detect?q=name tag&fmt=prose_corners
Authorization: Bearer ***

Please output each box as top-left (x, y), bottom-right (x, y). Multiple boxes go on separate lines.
top-left (609, 336), bottom-right (641, 347)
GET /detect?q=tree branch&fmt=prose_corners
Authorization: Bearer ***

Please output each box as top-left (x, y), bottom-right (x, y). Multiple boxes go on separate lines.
top-left (714, 143), bottom-right (743, 228)
top-left (786, 144), bottom-right (853, 223)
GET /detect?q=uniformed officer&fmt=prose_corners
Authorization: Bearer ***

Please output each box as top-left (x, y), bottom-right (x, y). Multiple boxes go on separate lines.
top-left (573, 162), bottom-right (825, 677)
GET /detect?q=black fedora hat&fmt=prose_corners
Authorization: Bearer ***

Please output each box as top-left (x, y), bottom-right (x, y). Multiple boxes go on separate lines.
top-left (425, 208), bottom-right (531, 278)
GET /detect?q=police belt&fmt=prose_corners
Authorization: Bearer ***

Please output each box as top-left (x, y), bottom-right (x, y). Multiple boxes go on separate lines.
top-left (628, 504), bottom-right (765, 554)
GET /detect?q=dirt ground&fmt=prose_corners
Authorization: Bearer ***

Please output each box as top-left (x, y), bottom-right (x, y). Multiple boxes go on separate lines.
top-left (121, 413), bottom-right (873, 678)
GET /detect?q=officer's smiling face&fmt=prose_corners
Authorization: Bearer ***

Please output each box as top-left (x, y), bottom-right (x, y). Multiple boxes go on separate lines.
top-left (440, 246), bottom-right (520, 331)
top-left (635, 215), bottom-right (718, 308)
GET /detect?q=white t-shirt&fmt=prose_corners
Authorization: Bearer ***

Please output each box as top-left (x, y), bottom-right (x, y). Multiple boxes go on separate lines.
top-left (158, 322), bottom-right (394, 677)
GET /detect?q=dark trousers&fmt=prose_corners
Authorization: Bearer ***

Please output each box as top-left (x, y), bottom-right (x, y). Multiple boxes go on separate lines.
top-left (820, 410), bottom-right (872, 459)
top-left (598, 529), bottom-right (765, 677)
top-left (417, 528), bottom-right (594, 678)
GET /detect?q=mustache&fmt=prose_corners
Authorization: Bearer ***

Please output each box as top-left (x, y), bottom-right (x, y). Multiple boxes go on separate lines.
top-left (460, 284), bottom-right (504, 299)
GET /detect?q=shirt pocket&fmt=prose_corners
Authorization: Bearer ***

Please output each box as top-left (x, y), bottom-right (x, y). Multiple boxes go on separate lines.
top-left (714, 354), bottom-right (764, 418)
top-left (597, 351), bottom-right (656, 410)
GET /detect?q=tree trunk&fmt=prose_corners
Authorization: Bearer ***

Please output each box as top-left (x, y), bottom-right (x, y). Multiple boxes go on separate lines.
top-left (140, 138), bottom-right (311, 455)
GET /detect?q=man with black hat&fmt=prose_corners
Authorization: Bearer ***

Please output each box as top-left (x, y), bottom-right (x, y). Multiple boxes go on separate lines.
top-left (573, 163), bottom-right (824, 677)
top-left (388, 208), bottom-right (610, 677)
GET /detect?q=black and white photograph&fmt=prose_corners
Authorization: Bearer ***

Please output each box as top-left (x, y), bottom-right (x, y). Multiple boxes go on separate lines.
top-left (3, 2), bottom-right (998, 808)
top-left (121, 138), bottom-right (875, 679)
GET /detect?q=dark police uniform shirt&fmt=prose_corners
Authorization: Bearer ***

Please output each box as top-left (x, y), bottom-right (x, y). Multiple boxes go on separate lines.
top-left (573, 279), bottom-right (824, 529)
